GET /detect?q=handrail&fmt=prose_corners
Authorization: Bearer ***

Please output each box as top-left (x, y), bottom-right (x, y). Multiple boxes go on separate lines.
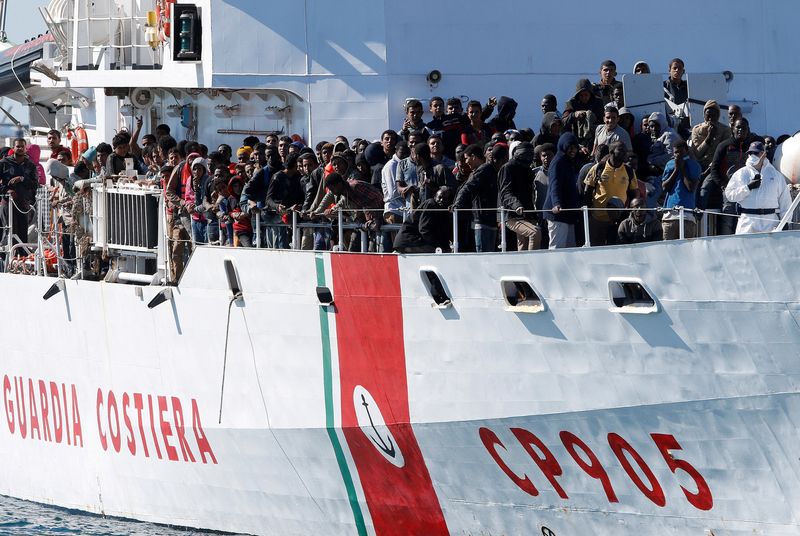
top-left (775, 187), bottom-right (800, 232)
top-left (2, 182), bottom-right (797, 279)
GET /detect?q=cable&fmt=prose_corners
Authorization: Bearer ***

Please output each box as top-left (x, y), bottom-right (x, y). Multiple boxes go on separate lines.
top-left (10, 44), bottom-right (51, 131)
top-left (238, 303), bottom-right (326, 515)
top-left (217, 293), bottom-right (239, 423)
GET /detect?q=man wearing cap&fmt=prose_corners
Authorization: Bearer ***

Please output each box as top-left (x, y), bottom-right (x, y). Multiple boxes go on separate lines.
top-left (724, 141), bottom-right (791, 234)
top-left (690, 100), bottom-right (730, 174)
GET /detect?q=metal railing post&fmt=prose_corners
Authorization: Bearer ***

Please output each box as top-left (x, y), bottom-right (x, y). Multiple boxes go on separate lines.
top-left (337, 209), bottom-right (344, 250)
top-left (700, 210), bottom-right (707, 237)
top-left (6, 197), bottom-right (12, 259)
top-left (679, 206), bottom-right (685, 239)
top-left (774, 189), bottom-right (800, 232)
top-left (582, 206), bottom-right (591, 247)
top-left (499, 208), bottom-right (507, 252)
top-left (254, 211), bottom-right (261, 248)
top-left (291, 211), bottom-right (298, 250)
top-left (53, 208), bottom-right (63, 278)
top-left (452, 208), bottom-right (459, 253)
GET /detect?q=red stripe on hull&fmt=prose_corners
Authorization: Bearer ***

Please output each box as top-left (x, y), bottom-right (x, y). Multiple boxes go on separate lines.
top-left (331, 254), bottom-right (449, 536)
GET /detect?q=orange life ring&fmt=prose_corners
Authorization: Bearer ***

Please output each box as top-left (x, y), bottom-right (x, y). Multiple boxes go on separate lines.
top-left (71, 127), bottom-right (88, 162)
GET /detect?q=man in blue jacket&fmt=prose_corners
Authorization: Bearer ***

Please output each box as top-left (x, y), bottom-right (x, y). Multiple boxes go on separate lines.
top-left (543, 133), bottom-right (582, 248)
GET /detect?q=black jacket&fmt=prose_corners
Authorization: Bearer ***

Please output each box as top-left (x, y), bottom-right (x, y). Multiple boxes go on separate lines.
top-left (709, 133), bottom-right (763, 188)
top-left (453, 162), bottom-right (498, 226)
top-left (393, 198), bottom-right (450, 252)
top-left (0, 155), bottom-right (38, 209)
top-left (265, 170), bottom-right (304, 211)
top-left (487, 96), bottom-right (517, 133)
top-left (242, 166), bottom-right (274, 211)
top-left (532, 112), bottom-right (561, 148)
top-left (301, 166), bottom-right (324, 212)
top-left (364, 142), bottom-right (388, 188)
top-left (543, 133), bottom-right (581, 224)
top-left (417, 163), bottom-right (455, 204)
top-left (499, 147), bottom-right (538, 222)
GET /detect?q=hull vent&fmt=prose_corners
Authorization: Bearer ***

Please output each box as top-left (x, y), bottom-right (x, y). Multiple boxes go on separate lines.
top-left (608, 278), bottom-right (658, 314)
top-left (420, 268), bottom-right (451, 308)
top-left (501, 278), bottom-right (544, 313)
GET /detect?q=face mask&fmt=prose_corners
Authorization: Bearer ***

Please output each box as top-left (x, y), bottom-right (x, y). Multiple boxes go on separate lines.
top-left (746, 154), bottom-right (761, 167)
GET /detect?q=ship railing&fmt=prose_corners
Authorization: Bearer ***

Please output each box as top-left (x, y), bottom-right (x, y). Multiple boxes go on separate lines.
top-left (0, 190), bottom-right (61, 275)
top-left (4, 185), bottom-right (796, 275)
top-left (249, 211), bottom-right (402, 252)
top-left (243, 200), bottom-right (800, 252)
top-left (90, 181), bottom-right (167, 281)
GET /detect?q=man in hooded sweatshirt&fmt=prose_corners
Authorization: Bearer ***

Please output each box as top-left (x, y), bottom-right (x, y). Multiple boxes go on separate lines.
top-left (563, 79), bottom-right (605, 156)
top-left (646, 112), bottom-right (682, 174)
top-left (364, 140), bottom-right (389, 190)
top-left (543, 133), bottom-right (582, 248)
top-left (487, 96), bottom-right (518, 134)
top-left (532, 112), bottom-right (562, 149)
top-left (499, 142), bottom-right (541, 250)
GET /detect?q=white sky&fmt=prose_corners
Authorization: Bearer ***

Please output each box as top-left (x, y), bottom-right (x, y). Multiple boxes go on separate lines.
top-left (6, 0), bottom-right (51, 44)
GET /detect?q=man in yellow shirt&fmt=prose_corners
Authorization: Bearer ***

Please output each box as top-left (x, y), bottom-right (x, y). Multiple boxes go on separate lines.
top-left (584, 141), bottom-right (639, 245)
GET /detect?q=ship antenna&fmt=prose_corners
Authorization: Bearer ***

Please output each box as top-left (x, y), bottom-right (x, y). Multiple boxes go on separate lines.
top-left (0, 0), bottom-right (8, 43)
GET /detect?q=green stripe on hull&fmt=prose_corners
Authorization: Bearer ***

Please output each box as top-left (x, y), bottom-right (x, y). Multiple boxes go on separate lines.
top-left (315, 254), bottom-right (368, 536)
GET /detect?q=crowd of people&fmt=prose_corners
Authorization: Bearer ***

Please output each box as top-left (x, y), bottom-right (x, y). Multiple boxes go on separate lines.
top-left (0, 58), bottom-right (797, 279)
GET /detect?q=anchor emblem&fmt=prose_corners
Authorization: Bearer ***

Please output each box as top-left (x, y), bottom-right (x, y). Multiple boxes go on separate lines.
top-left (353, 385), bottom-right (405, 468)
top-left (361, 394), bottom-right (396, 457)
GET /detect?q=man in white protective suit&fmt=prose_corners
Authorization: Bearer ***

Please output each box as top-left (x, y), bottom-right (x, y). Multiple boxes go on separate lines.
top-left (724, 141), bottom-right (792, 234)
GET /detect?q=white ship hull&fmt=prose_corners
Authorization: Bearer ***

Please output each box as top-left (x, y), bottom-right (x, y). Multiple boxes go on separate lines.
top-left (1, 233), bottom-right (799, 535)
